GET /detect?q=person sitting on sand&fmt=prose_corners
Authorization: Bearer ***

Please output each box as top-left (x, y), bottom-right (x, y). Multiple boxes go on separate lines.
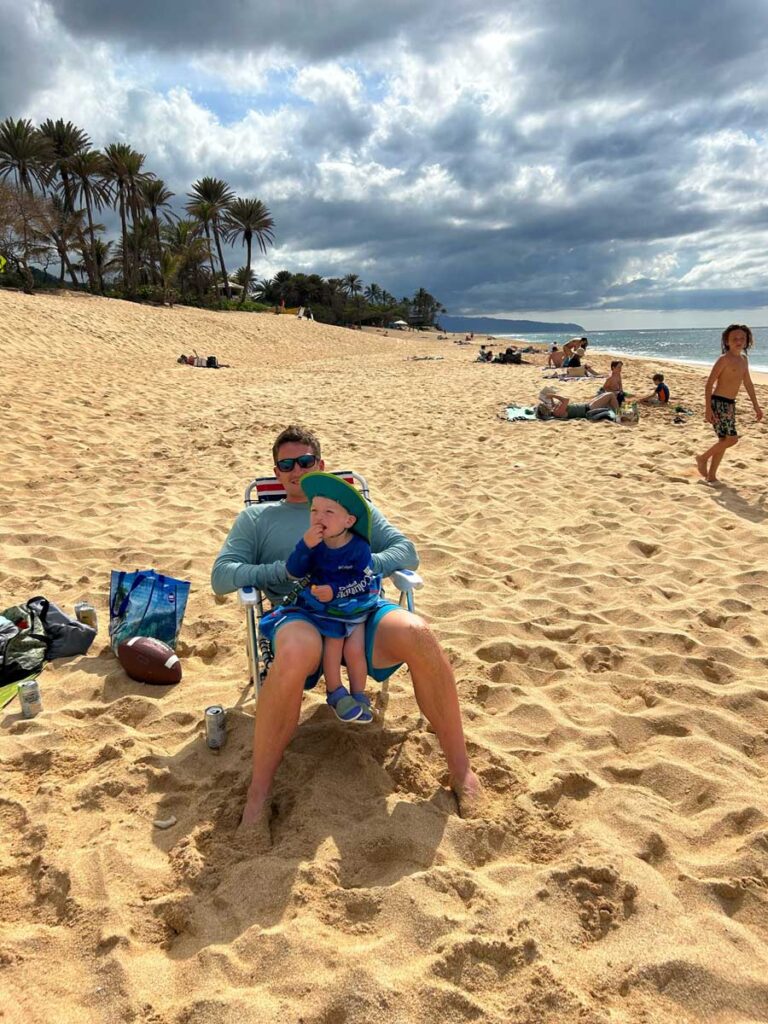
top-left (562, 337), bottom-right (589, 361)
top-left (563, 348), bottom-right (600, 377)
top-left (284, 473), bottom-right (381, 725)
top-left (547, 345), bottom-right (561, 368)
top-left (476, 345), bottom-right (493, 362)
top-left (637, 373), bottom-right (670, 404)
top-left (600, 360), bottom-right (626, 405)
top-left (695, 324), bottom-right (763, 484)
top-left (211, 424), bottom-right (482, 827)
top-left (493, 346), bottom-right (525, 364)
top-left (537, 389), bottom-right (620, 420)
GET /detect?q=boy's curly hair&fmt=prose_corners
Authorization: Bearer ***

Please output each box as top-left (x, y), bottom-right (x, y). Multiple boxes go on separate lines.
top-left (272, 424), bottom-right (322, 465)
top-left (721, 324), bottom-right (754, 353)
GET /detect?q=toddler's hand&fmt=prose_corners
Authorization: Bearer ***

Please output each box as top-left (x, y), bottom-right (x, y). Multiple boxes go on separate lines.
top-left (303, 524), bottom-right (325, 548)
top-left (310, 584), bottom-right (333, 603)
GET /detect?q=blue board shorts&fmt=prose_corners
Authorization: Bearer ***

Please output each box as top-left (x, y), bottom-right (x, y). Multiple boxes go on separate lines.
top-left (259, 596), bottom-right (403, 689)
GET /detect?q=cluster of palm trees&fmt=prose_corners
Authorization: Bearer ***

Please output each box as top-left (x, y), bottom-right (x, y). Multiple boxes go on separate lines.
top-left (0, 116), bottom-right (274, 304)
top-left (254, 271), bottom-right (445, 327)
top-left (0, 115), bottom-right (447, 326)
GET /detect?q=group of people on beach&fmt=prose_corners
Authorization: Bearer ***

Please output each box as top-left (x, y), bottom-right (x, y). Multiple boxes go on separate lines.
top-left (209, 326), bottom-right (762, 830)
top-left (537, 326), bottom-right (762, 482)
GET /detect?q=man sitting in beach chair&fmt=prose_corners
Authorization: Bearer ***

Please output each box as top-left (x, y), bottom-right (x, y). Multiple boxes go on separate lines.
top-left (211, 424), bottom-right (482, 828)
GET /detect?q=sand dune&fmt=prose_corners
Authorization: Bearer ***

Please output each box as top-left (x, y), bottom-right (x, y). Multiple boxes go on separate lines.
top-left (2, 289), bottom-right (768, 1024)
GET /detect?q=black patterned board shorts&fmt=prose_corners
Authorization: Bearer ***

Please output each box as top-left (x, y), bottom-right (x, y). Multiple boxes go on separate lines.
top-left (711, 394), bottom-right (737, 438)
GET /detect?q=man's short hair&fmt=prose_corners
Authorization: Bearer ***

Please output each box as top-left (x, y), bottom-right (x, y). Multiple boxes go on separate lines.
top-left (272, 424), bottom-right (322, 464)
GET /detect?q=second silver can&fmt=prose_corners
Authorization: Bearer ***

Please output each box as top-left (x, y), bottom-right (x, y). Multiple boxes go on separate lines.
top-left (205, 705), bottom-right (226, 749)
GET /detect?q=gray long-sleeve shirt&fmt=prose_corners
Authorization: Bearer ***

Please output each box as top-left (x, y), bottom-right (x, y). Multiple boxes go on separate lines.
top-left (211, 499), bottom-right (419, 605)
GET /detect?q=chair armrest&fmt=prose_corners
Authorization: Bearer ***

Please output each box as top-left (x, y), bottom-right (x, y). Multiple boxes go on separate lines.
top-left (238, 586), bottom-right (261, 606)
top-left (390, 569), bottom-right (424, 593)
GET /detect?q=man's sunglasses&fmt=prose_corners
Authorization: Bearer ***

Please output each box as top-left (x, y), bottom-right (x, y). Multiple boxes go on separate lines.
top-left (276, 454), bottom-right (318, 472)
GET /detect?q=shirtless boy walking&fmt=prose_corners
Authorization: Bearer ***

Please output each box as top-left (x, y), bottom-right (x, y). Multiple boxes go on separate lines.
top-left (696, 324), bottom-right (763, 484)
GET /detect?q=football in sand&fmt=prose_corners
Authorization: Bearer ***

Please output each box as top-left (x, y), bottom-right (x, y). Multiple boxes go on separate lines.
top-left (117, 636), bottom-right (182, 685)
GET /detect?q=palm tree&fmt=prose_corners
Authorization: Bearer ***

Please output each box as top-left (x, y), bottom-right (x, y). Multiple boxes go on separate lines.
top-left (232, 265), bottom-right (255, 297)
top-left (184, 196), bottom-right (218, 291)
top-left (123, 151), bottom-right (150, 290)
top-left (364, 282), bottom-right (383, 304)
top-left (69, 149), bottom-right (111, 291)
top-left (272, 269), bottom-right (294, 306)
top-left (0, 118), bottom-right (49, 193)
top-left (41, 194), bottom-right (85, 286)
top-left (102, 142), bottom-right (133, 288)
top-left (342, 272), bottom-right (362, 297)
top-left (161, 217), bottom-right (210, 299)
top-left (186, 176), bottom-right (234, 299)
top-left (159, 250), bottom-right (183, 305)
top-left (37, 119), bottom-right (89, 211)
top-left (103, 143), bottom-right (149, 292)
top-left (223, 198), bottom-right (275, 306)
top-left (252, 276), bottom-right (275, 302)
top-left (88, 238), bottom-right (117, 286)
top-left (139, 177), bottom-right (174, 284)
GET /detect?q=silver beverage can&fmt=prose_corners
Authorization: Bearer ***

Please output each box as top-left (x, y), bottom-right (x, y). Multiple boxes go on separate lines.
top-left (205, 705), bottom-right (226, 749)
top-left (19, 679), bottom-right (42, 719)
top-left (74, 602), bottom-right (98, 632)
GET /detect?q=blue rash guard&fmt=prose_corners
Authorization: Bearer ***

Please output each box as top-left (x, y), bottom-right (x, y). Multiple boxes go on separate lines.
top-left (286, 534), bottom-right (382, 626)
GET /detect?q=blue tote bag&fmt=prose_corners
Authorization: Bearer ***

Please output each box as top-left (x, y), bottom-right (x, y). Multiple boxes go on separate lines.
top-left (109, 569), bottom-right (190, 652)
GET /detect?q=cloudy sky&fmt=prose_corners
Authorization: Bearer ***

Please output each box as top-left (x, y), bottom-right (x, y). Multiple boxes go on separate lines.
top-left (3, 0), bottom-right (768, 328)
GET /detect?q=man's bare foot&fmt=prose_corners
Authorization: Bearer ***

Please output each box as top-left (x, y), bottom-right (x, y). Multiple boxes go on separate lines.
top-left (696, 455), bottom-right (708, 478)
top-left (451, 768), bottom-right (485, 819)
top-left (240, 786), bottom-right (271, 830)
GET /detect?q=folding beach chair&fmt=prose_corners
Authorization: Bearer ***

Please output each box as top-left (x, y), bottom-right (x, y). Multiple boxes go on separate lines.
top-left (237, 470), bottom-right (423, 694)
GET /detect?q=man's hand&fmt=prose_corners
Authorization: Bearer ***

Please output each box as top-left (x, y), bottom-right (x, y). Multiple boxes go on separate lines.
top-left (705, 407), bottom-right (715, 424)
top-left (756, 406), bottom-right (764, 422)
top-left (310, 584), bottom-right (333, 603)
top-left (303, 524), bottom-right (325, 548)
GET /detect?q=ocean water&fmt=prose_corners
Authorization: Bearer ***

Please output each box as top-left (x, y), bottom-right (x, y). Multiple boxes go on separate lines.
top-left (492, 327), bottom-right (768, 374)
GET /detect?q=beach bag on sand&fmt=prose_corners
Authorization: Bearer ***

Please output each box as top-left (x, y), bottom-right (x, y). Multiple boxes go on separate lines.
top-left (26, 596), bottom-right (96, 659)
top-left (0, 605), bottom-right (48, 684)
top-left (109, 569), bottom-right (190, 652)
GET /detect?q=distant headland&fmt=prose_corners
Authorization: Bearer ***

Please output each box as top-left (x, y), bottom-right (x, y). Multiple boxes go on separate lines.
top-left (440, 316), bottom-right (586, 334)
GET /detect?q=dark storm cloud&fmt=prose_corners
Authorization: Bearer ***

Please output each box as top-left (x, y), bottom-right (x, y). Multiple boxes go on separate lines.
top-left (599, 289), bottom-right (768, 312)
top-left (516, 0), bottom-right (768, 106)
top-left (50, 0), bottom-right (510, 59)
top-left (5, 0), bottom-right (768, 315)
top-left (0, 6), bottom-right (59, 115)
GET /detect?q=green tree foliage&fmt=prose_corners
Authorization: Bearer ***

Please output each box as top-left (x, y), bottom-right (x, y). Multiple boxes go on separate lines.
top-left (222, 197), bottom-right (275, 306)
top-left (0, 112), bottom-right (443, 322)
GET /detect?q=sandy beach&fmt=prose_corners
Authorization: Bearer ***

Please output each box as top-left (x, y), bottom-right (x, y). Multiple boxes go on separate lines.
top-left (2, 289), bottom-right (768, 1024)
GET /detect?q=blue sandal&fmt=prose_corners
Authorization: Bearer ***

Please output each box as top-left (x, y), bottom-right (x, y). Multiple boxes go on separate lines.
top-left (352, 692), bottom-right (373, 724)
top-left (326, 686), bottom-right (362, 722)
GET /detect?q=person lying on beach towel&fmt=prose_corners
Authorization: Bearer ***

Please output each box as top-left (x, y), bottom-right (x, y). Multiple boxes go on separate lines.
top-left (177, 354), bottom-right (230, 368)
top-left (504, 404), bottom-right (538, 421)
top-left (537, 388), bottom-right (619, 421)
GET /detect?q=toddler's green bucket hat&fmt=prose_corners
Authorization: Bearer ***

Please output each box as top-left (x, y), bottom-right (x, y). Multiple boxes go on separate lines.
top-left (300, 472), bottom-right (372, 542)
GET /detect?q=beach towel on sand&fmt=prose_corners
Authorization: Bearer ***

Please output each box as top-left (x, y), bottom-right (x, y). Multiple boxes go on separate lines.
top-left (505, 404), bottom-right (538, 422)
